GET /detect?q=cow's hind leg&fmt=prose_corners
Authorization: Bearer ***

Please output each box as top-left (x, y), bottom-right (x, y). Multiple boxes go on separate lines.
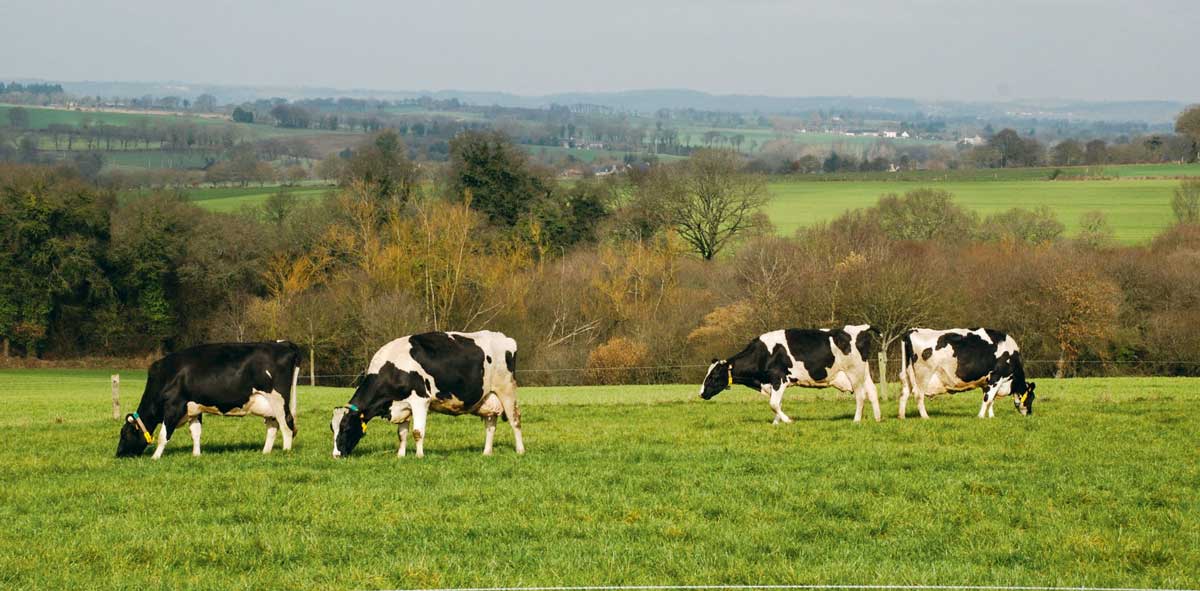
top-left (482, 414), bottom-right (498, 456)
top-left (865, 378), bottom-right (882, 422)
top-left (263, 418), bottom-right (279, 454)
top-left (265, 391), bottom-right (294, 451)
top-left (396, 420), bottom-right (409, 457)
top-left (498, 384), bottom-right (525, 454)
top-left (917, 392), bottom-right (930, 419)
top-left (189, 416), bottom-right (203, 456)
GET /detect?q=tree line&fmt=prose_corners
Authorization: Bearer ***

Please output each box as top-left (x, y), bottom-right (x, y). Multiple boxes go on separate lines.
top-left (3, 129), bottom-right (1200, 384)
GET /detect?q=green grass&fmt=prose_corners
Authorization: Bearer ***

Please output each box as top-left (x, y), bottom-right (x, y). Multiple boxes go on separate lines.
top-left (1101, 162), bottom-right (1200, 178)
top-left (0, 370), bottom-right (1196, 589)
top-left (1, 103), bottom-right (353, 141)
top-left (180, 185), bottom-right (334, 211)
top-left (104, 150), bottom-right (213, 169)
top-left (767, 178), bottom-right (1185, 243)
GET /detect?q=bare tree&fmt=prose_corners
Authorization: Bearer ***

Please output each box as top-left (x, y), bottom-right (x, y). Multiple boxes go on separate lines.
top-left (642, 149), bottom-right (770, 260)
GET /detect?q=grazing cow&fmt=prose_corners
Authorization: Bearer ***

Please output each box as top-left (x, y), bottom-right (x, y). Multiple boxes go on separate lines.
top-left (330, 330), bottom-right (523, 458)
top-left (699, 325), bottom-right (881, 424)
top-left (899, 327), bottom-right (1036, 419)
top-left (116, 341), bottom-right (302, 458)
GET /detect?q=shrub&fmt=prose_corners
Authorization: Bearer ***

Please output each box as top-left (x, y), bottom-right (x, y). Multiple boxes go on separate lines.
top-left (585, 337), bottom-right (650, 385)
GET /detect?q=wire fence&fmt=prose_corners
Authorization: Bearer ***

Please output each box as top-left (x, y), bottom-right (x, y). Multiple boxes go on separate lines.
top-left (5, 358), bottom-right (1200, 389)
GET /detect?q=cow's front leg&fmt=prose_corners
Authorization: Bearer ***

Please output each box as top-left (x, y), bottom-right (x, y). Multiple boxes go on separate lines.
top-left (189, 417), bottom-right (202, 456)
top-left (978, 388), bottom-right (997, 419)
top-left (482, 414), bottom-right (497, 455)
top-left (151, 423), bottom-right (170, 460)
top-left (853, 387), bottom-right (865, 423)
top-left (263, 418), bottom-right (279, 453)
top-left (766, 384), bottom-right (792, 424)
top-left (917, 392), bottom-right (930, 419)
top-left (396, 420), bottom-right (409, 457)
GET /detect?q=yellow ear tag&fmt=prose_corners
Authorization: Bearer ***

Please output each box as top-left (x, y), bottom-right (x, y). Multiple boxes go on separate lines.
top-left (361, 421), bottom-right (367, 433)
top-left (727, 368), bottom-right (733, 386)
top-left (143, 431), bottom-right (153, 444)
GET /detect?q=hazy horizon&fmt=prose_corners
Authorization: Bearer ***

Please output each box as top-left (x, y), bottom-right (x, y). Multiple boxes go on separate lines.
top-left (2, 0), bottom-right (1198, 103)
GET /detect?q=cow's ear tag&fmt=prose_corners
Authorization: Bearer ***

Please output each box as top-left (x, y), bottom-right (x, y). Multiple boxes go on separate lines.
top-left (143, 431), bottom-right (153, 444)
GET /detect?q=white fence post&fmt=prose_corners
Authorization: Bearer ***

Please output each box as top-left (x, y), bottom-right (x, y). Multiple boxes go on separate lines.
top-left (877, 350), bottom-right (888, 401)
top-left (111, 374), bottom-right (120, 420)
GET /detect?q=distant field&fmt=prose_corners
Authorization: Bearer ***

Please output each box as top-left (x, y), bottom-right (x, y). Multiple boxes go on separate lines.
top-left (767, 177), bottom-right (1185, 243)
top-left (183, 185), bottom-right (335, 212)
top-left (1101, 162), bottom-right (1200, 178)
top-left (523, 144), bottom-right (686, 163)
top-left (0, 370), bottom-right (1196, 589)
top-left (0, 103), bottom-right (350, 141)
top-left (104, 150), bottom-right (212, 169)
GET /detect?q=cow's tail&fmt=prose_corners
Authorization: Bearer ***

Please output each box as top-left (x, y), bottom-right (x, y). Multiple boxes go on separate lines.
top-left (899, 330), bottom-right (912, 390)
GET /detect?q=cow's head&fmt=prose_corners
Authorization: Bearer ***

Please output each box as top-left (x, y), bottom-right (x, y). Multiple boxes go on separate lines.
top-left (116, 413), bottom-right (153, 458)
top-left (332, 364), bottom-right (427, 457)
top-left (331, 404), bottom-right (366, 458)
top-left (1014, 381), bottom-right (1036, 416)
top-left (699, 359), bottom-right (732, 400)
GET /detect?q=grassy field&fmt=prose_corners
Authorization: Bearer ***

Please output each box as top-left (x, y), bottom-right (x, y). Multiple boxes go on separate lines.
top-left (0, 103), bottom-right (351, 141)
top-left (767, 177), bottom-right (1185, 242)
top-left (0, 370), bottom-right (1196, 589)
top-left (182, 185), bottom-right (335, 211)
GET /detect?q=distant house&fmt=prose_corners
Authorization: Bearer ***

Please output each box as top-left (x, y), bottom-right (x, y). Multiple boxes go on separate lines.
top-left (960, 135), bottom-right (985, 146)
top-left (594, 164), bottom-right (626, 176)
top-left (900, 131), bottom-right (910, 138)
top-left (883, 131), bottom-right (898, 138)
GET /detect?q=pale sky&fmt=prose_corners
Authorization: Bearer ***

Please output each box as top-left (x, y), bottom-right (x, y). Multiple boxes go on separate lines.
top-left (2, 0), bottom-right (1198, 102)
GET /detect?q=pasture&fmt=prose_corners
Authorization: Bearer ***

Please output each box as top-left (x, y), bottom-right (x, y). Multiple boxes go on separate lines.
top-left (767, 177), bottom-right (1185, 242)
top-left (0, 369), bottom-right (1196, 590)
top-left (182, 184), bottom-right (336, 211)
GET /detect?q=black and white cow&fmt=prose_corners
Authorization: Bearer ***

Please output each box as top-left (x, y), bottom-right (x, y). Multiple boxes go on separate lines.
top-left (699, 324), bottom-right (881, 423)
top-left (899, 327), bottom-right (1036, 419)
top-left (116, 341), bottom-right (302, 458)
top-left (330, 330), bottom-right (523, 458)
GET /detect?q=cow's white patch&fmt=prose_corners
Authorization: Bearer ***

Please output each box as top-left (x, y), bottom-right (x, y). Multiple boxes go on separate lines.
top-left (186, 391), bottom-right (275, 418)
top-left (330, 407), bottom-right (347, 457)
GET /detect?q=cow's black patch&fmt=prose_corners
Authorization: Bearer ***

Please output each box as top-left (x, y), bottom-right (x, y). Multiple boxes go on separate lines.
top-left (936, 332), bottom-right (997, 383)
top-left (921, 348), bottom-right (933, 361)
top-left (830, 330), bottom-right (853, 356)
top-left (784, 329), bottom-right (835, 381)
top-left (116, 341), bottom-right (301, 458)
top-left (409, 332), bottom-right (486, 403)
top-left (505, 350), bottom-right (517, 375)
top-left (855, 328), bottom-right (875, 360)
top-left (984, 328), bottom-right (1007, 346)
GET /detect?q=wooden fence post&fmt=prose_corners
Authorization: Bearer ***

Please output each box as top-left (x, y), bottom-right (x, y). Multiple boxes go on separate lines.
top-left (111, 374), bottom-right (120, 420)
top-left (877, 351), bottom-right (888, 401)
